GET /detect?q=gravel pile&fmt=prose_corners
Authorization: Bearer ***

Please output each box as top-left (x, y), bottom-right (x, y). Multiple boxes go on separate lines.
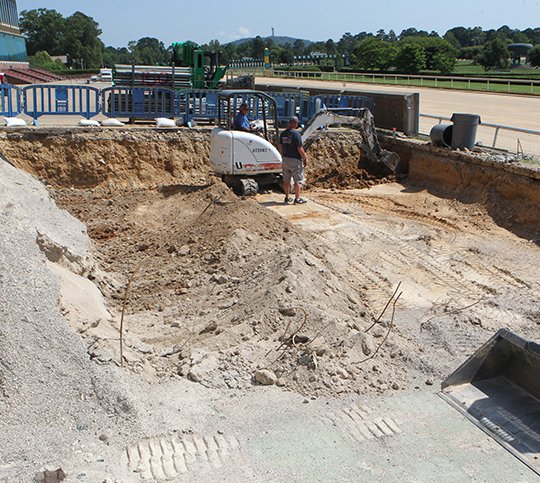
top-left (0, 157), bottom-right (139, 480)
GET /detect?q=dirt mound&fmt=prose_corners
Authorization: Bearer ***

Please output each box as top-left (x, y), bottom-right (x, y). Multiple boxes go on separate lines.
top-left (55, 181), bottom-right (416, 397)
top-left (0, 129), bottom-right (211, 189)
top-left (306, 130), bottom-right (394, 189)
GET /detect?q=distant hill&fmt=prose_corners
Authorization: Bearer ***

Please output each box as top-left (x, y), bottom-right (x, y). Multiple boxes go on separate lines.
top-left (228, 36), bottom-right (314, 47)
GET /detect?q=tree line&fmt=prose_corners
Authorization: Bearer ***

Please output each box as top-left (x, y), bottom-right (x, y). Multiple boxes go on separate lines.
top-left (19, 8), bottom-right (540, 73)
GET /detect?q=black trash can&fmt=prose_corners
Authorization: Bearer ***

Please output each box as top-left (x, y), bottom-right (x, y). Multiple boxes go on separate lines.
top-left (451, 113), bottom-right (481, 150)
top-left (430, 123), bottom-right (453, 148)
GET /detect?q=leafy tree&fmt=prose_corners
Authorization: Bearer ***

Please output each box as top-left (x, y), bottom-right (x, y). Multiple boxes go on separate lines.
top-left (523, 28), bottom-right (540, 45)
top-left (324, 39), bottom-right (337, 55)
top-left (20, 8), bottom-right (104, 68)
top-left (102, 46), bottom-right (131, 67)
top-left (399, 28), bottom-right (429, 40)
top-left (395, 43), bottom-right (426, 73)
top-left (354, 38), bottom-right (397, 70)
top-left (19, 8), bottom-right (66, 56)
top-left (529, 45), bottom-right (540, 67)
top-left (511, 31), bottom-right (530, 43)
top-left (445, 26), bottom-right (485, 47)
top-left (28, 51), bottom-right (65, 71)
top-left (458, 46), bottom-right (483, 60)
top-left (337, 32), bottom-right (357, 54)
top-left (221, 43), bottom-right (238, 64)
top-left (402, 36), bottom-right (456, 70)
top-left (387, 30), bottom-right (397, 43)
top-left (64, 12), bottom-right (103, 68)
top-left (443, 31), bottom-right (460, 49)
top-left (208, 39), bottom-right (221, 52)
top-left (432, 51), bottom-right (456, 74)
top-left (252, 36), bottom-right (265, 59)
top-left (293, 39), bottom-right (305, 56)
top-left (128, 37), bottom-right (168, 65)
top-left (475, 38), bottom-right (510, 71)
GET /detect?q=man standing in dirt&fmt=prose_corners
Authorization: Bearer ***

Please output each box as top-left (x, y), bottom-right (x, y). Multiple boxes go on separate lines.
top-left (279, 116), bottom-right (308, 204)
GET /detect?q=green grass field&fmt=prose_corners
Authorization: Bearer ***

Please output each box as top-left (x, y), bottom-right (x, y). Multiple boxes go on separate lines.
top-left (325, 72), bottom-right (540, 95)
top-left (451, 61), bottom-right (540, 78)
top-left (269, 71), bottom-right (540, 95)
top-left (232, 62), bottom-right (540, 95)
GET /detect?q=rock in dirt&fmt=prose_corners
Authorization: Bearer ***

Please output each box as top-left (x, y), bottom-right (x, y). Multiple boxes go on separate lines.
top-left (178, 245), bottom-right (191, 256)
top-left (279, 307), bottom-right (297, 317)
top-left (360, 333), bottom-right (376, 356)
top-left (36, 468), bottom-right (66, 483)
top-left (254, 369), bottom-right (278, 386)
top-left (199, 321), bottom-right (218, 335)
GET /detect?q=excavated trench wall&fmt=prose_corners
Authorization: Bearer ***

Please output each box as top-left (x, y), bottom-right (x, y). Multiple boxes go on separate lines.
top-left (0, 128), bottom-right (213, 189)
top-left (382, 137), bottom-right (540, 237)
top-left (0, 128), bottom-right (368, 190)
top-left (0, 127), bottom-right (538, 237)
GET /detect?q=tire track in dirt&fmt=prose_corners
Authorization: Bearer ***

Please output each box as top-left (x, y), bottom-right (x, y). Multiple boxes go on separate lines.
top-left (321, 403), bottom-right (403, 443)
top-left (310, 230), bottom-right (397, 315)
top-left (310, 198), bottom-right (488, 304)
top-left (312, 192), bottom-right (458, 231)
top-left (125, 432), bottom-right (241, 481)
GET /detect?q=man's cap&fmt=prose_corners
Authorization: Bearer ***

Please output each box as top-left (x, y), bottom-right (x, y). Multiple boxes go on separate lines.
top-left (289, 116), bottom-right (299, 123)
top-left (240, 102), bottom-right (249, 109)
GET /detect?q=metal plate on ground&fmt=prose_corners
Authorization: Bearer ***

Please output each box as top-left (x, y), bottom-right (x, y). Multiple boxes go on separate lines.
top-left (440, 377), bottom-right (540, 475)
top-left (440, 329), bottom-right (540, 476)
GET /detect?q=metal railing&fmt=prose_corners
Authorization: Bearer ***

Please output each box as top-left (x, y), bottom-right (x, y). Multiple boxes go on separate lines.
top-left (102, 87), bottom-right (176, 119)
top-left (266, 70), bottom-right (540, 95)
top-left (22, 85), bottom-right (100, 121)
top-left (184, 89), bottom-right (219, 123)
top-left (311, 94), bottom-right (375, 117)
top-left (420, 113), bottom-right (540, 153)
top-left (0, 83), bottom-right (21, 116)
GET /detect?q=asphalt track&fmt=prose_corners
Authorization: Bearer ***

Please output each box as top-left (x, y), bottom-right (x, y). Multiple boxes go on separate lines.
top-left (257, 77), bottom-right (540, 156)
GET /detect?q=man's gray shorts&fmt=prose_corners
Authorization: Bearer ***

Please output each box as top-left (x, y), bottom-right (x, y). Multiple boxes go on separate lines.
top-left (282, 156), bottom-right (304, 185)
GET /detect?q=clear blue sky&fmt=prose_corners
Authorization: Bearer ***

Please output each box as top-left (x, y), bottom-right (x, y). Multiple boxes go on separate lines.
top-left (17, 0), bottom-right (540, 47)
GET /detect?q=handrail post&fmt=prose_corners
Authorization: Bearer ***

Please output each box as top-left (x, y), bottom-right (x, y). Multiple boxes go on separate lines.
top-left (492, 126), bottom-right (500, 148)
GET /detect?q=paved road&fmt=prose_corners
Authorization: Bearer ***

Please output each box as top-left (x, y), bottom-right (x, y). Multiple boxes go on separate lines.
top-left (257, 77), bottom-right (540, 155)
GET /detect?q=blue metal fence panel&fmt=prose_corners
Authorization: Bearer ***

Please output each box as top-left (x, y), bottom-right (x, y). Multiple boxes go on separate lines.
top-left (23, 85), bottom-right (100, 121)
top-left (310, 94), bottom-right (375, 117)
top-left (273, 92), bottom-right (311, 123)
top-left (0, 83), bottom-right (21, 117)
top-left (183, 90), bottom-right (219, 123)
top-left (101, 87), bottom-right (176, 119)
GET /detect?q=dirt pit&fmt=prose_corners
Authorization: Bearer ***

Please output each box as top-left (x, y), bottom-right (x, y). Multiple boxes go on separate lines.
top-left (0, 128), bottom-right (391, 191)
top-left (6, 127), bottom-right (539, 399)
top-left (55, 181), bottom-right (418, 396)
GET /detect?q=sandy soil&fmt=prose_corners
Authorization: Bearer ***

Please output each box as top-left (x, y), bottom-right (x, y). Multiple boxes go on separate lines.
top-left (2, 127), bottom-right (539, 480)
top-left (40, 128), bottom-right (539, 401)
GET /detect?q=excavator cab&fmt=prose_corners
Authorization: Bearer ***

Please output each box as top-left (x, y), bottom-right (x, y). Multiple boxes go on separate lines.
top-left (209, 90), bottom-right (282, 195)
top-left (216, 90), bottom-right (279, 143)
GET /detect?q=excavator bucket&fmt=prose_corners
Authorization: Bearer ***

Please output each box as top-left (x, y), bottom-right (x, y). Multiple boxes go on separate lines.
top-left (439, 329), bottom-right (540, 476)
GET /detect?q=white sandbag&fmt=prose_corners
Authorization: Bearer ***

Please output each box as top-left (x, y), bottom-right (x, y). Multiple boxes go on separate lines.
top-left (101, 118), bottom-right (125, 127)
top-left (78, 119), bottom-right (100, 127)
top-left (4, 117), bottom-right (26, 127)
top-left (155, 117), bottom-right (176, 128)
